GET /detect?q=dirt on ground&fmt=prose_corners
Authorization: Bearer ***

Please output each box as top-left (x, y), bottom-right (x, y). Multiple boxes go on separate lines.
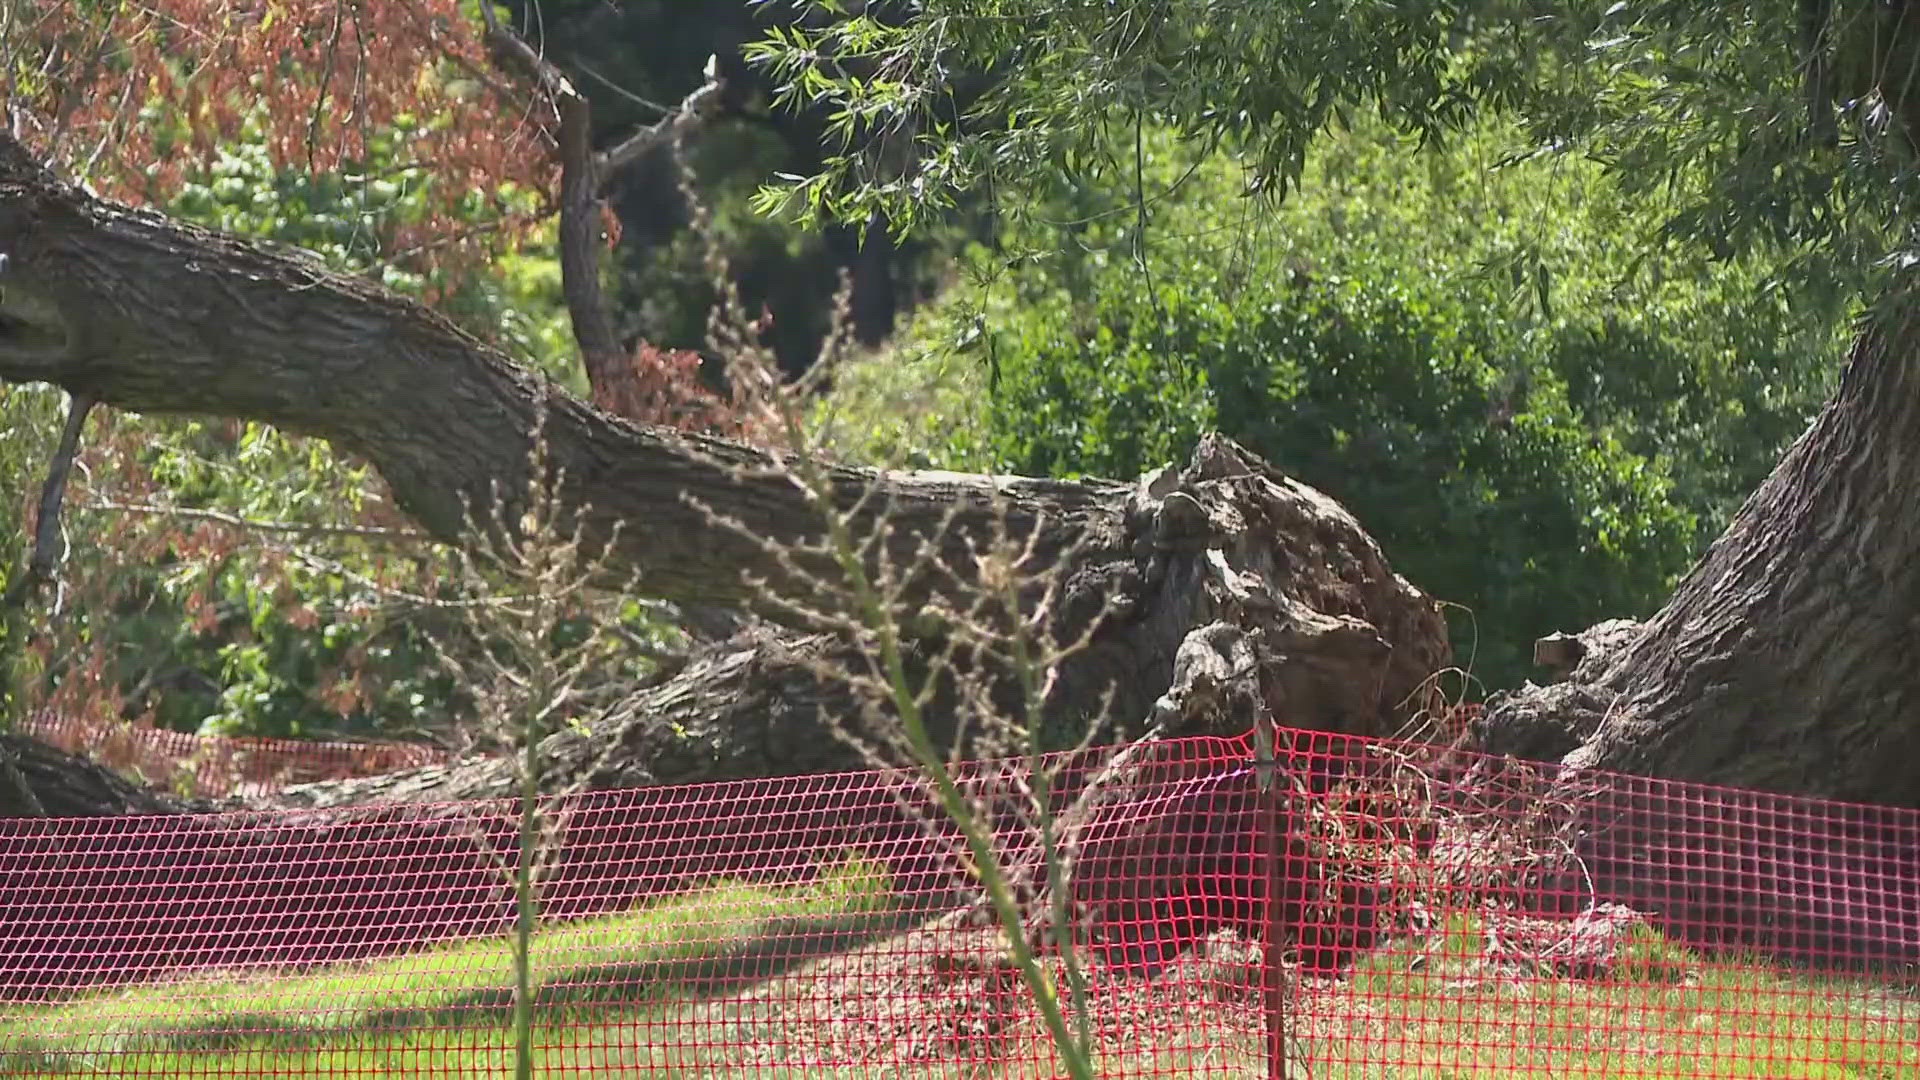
top-left (653, 912), bottom-right (1303, 1076)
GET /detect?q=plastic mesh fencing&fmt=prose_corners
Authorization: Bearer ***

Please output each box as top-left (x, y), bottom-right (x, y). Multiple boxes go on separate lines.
top-left (2, 724), bottom-right (1917, 1078)
top-left (16, 711), bottom-right (451, 800)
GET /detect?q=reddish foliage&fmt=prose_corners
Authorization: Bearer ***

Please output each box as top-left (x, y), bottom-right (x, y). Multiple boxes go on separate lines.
top-left (592, 342), bottom-right (766, 440)
top-left (13, 0), bottom-right (554, 283)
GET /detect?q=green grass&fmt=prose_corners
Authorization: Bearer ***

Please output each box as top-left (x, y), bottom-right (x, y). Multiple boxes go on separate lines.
top-left (1299, 913), bottom-right (1920, 1079)
top-left (0, 857), bottom-right (912, 1078)
top-left (3, 894), bottom-right (1916, 1078)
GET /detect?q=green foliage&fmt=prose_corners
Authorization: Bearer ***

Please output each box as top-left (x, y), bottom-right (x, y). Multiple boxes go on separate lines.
top-left (750, 0), bottom-right (1910, 294)
top-left (844, 120), bottom-right (1847, 687)
top-left (749, 0), bottom-right (1479, 232)
top-left (762, 0), bottom-right (1902, 690)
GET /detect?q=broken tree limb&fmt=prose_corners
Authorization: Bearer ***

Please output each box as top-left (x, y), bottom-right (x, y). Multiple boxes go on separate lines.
top-left (0, 383), bottom-right (91, 610)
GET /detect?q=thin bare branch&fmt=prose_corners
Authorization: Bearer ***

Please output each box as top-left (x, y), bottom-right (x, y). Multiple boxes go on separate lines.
top-left (593, 79), bottom-right (724, 178)
top-left (81, 500), bottom-right (432, 542)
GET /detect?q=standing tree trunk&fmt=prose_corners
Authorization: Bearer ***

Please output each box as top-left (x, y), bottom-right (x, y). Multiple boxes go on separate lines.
top-left (1456, 9), bottom-right (1920, 969)
top-left (1468, 290), bottom-right (1920, 974)
top-left (1480, 292), bottom-right (1920, 807)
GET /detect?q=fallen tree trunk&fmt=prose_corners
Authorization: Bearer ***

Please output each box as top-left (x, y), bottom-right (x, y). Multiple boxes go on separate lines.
top-left (0, 137), bottom-right (1121, 625)
top-left (261, 430), bottom-right (1452, 809)
top-left (0, 133), bottom-right (1448, 809)
top-left (0, 141), bottom-right (1457, 990)
top-left (0, 732), bottom-right (188, 818)
top-left (0, 433), bottom-right (1451, 992)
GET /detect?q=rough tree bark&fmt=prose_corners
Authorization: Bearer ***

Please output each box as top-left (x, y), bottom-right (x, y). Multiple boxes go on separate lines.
top-left (1479, 296), bottom-right (1920, 806)
top-left (1460, 292), bottom-right (1920, 974)
top-left (0, 136), bottom-right (1449, 812)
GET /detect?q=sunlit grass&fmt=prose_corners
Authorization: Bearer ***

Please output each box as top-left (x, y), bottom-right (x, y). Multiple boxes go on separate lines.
top-left (1297, 912), bottom-right (1920, 1079)
top-left (0, 857), bottom-right (905, 1077)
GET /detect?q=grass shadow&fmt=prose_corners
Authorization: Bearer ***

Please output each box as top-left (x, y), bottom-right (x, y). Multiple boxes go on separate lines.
top-left (0, 903), bottom-right (932, 1070)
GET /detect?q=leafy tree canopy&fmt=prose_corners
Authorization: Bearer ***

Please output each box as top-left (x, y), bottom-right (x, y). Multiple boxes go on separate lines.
top-left (751, 1), bottom-right (1914, 298)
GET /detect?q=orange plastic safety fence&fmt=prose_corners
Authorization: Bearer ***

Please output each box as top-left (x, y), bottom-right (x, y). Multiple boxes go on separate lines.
top-left (16, 711), bottom-right (450, 800)
top-left (1, 725), bottom-right (1916, 1077)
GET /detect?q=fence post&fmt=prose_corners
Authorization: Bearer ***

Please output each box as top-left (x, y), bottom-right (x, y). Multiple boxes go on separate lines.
top-left (1255, 715), bottom-right (1287, 1080)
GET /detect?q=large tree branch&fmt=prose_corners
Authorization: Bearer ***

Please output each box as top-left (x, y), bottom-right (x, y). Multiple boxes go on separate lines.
top-left (0, 146), bottom-right (1121, 623)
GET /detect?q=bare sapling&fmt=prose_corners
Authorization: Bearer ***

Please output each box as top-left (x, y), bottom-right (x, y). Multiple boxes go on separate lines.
top-left (668, 139), bottom-right (1141, 1079)
top-left (420, 386), bottom-right (644, 1080)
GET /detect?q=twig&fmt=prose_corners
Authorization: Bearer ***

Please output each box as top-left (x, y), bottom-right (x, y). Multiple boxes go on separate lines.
top-left (79, 499), bottom-right (431, 542)
top-left (594, 79), bottom-right (723, 178)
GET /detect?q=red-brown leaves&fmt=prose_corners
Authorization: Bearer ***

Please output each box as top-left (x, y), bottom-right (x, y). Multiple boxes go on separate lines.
top-left (15, 0), bottom-right (550, 282)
